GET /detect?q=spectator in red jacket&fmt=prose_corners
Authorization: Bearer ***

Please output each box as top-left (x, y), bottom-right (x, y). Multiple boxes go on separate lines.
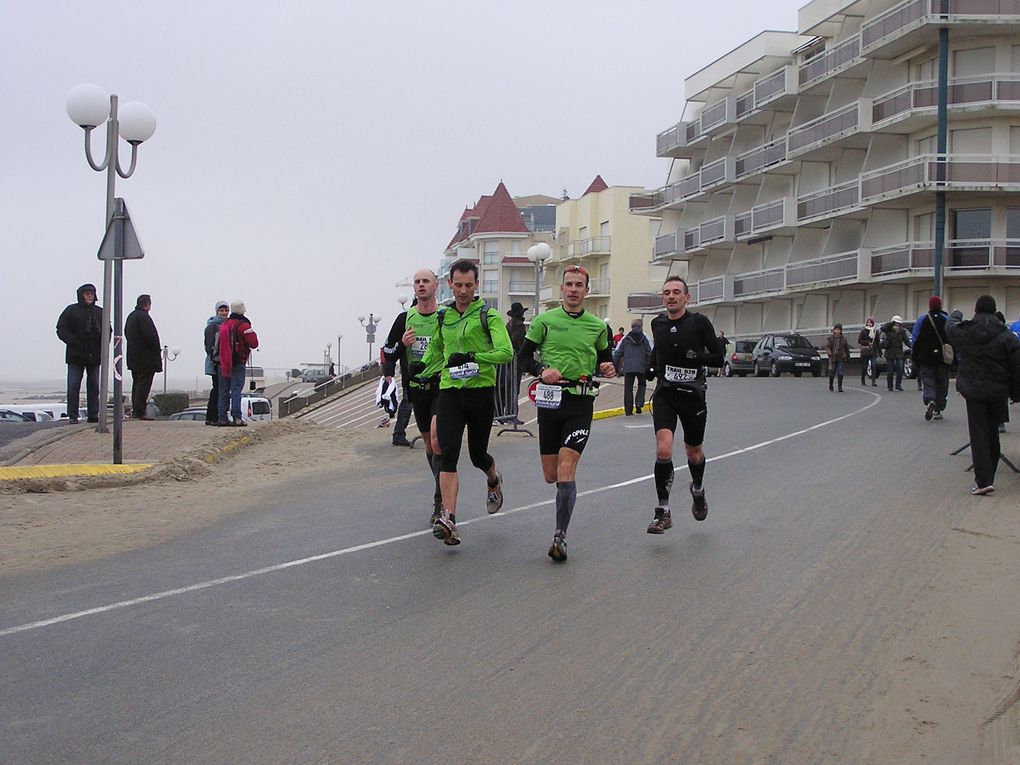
top-left (217, 300), bottom-right (259, 426)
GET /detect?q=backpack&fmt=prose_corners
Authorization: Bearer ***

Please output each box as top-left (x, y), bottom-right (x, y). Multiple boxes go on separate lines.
top-left (215, 320), bottom-right (248, 364)
top-left (436, 305), bottom-right (492, 347)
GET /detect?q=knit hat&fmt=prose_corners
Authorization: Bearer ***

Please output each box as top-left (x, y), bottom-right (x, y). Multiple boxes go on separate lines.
top-left (230, 300), bottom-right (246, 315)
top-left (891, 315), bottom-right (902, 324)
top-left (215, 300), bottom-right (229, 312)
top-left (975, 294), bottom-right (996, 315)
top-left (928, 296), bottom-right (942, 312)
top-left (833, 323), bottom-right (843, 330)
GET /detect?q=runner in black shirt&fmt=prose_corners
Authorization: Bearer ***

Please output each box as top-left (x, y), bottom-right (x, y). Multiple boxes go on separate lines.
top-left (645, 275), bottom-right (724, 533)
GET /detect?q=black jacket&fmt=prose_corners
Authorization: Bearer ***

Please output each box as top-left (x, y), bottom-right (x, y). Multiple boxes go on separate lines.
top-left (124, 307), bottom-right (163, 373)
top-left (56, 283), bottom-right (104, 366)
top-left (946, 311), bottom-right (1020, 402)
top-left (912, 310), bottom-right (950, 367)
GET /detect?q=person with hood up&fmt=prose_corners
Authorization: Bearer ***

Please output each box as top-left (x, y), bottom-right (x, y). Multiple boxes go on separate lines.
top-left (124, 294), bottom-right (162, 420)
top-left (203, 300), bottom-right (230, 425)
top-left (613, 318), bottom-right (652, 415)
top-left (823, 323), bottom-right (850, 392)
top-left (56, 283), bottom-right (104, 423)
top-left (911, 296), bottom-right (952, 421)
top-left (217, 300), bottom-right (259, 426)
top-left (946, 295), bottom-right (1020, 495)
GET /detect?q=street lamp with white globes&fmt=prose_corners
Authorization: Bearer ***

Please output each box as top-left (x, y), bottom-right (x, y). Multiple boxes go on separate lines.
top-left (527, 242), bottom-right (551, 319)
top-left (161, 345), bottom-right (181, 395)
top-left (66, 83), bottom-right (156, 434)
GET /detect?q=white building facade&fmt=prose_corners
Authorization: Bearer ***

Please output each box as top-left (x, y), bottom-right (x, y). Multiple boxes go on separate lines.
top-left (631, 0), bottom-right (1020, 337)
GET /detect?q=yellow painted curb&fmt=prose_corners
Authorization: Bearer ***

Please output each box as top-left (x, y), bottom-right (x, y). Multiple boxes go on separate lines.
top-left (593, 403), bottom-right (653, 420)
top-left (0, 463), bottom-right (155, 481)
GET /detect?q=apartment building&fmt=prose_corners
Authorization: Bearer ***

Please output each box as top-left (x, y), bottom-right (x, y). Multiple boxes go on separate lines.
top-left (631, 0), bottom-right (1020, 338)
top-left (438, 181), bottom-right (557, 310)
top-left (543, 175), bottom-right (664, 330)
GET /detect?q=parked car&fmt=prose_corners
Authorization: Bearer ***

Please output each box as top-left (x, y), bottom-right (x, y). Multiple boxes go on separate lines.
top-left (751, 333), bottom-right (824, 377)
top-left (0, 409), bottom-right (31, 422)
top-left (240, 395), bottom-right (272, 422)
top-left (722, 340), bottom-right (757, 377)
top-left (168, 407), bottom-right (207, 422)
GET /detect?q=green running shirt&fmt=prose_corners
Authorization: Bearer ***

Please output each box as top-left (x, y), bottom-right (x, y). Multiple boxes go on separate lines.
top-left (525, 307), bottom-right (609, 397)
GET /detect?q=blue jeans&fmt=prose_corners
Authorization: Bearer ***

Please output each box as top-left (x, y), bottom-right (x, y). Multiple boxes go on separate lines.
top-left (218, 364), bottom-right (246, 422)
top-left (918, 363), bottom-right (950, 412)
top-left (886, 358), bottom-right (904, 390)
top-left (67, 363), bottom-right (100, 422)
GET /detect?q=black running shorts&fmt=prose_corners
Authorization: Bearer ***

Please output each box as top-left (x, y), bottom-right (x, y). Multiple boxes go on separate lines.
top-left (408, 386), bottom-right (439, 435)
top-left (537, 392), bottom-right (594, 456)
top-left (651, 385), bottom-right (707, 447)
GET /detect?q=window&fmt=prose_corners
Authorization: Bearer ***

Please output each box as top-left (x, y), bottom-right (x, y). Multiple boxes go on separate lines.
top-left (1007, 208), bottom-right (1020, 239)
top-left (483, 242), bottom-right (500, 264)
top-left (914, 56), bottom-right (936, 83)
top-left (916, 134), bottom-right (937, 155)
top-left (951, 127), bottom-right (992, 154)
top-left (953, 47), bottom-right (995, 78)
top-left (951, 208), bottom-right (991, 241)
top-left (600, 221), bottom-right (610, 237)
top-left (915, 212), bottom-right (934, 241)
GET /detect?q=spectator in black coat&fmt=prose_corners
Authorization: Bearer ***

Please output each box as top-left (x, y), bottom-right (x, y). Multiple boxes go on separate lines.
top-left (946, 294), bottom-right (1020, 495)
top-left (55, 283), bottom-right (104, 423)
top-left (124, 294), bottom-right (162, 420)
top-left (911, 296), bottom-right (951, 421)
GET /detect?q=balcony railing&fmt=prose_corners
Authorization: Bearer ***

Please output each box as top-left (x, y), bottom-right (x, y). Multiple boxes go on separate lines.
top-left (654, 231), bottom-right (679, 257)
top-left (700, 215), bottom-right (727, 245)
top-left (861, 0), bottom-right (926, 50)
top-left (630, 191), bottom-right (664, 212)
top-left (695, 276), bottom-right (725, 303)
top-left (588, 278), bottom-right (611, 295)
top-left (861, 154), bottom-right (1020, 201)
top-left (786, 251), bottom-right (860, 289)
top-left (627, 292), bottom-right (664, 312)
top-left (787, 102), bottom-right (860, 155)
top-left (870, 238), bottom-right (1020, 277)
top-left (755, 67), bottom-right (789, 106)
top-left (861, 0), bottom-right (1020, 53)
top-left (736, 199), bottom-right (791, 239)
top-left (700, 98), bottom-right (731, 133)
top-left (797, 181), bottom-right (860, 221)
top-left (798, 34), bottom-right (861, 88)
top-left (684, 228), bottom-right (700, 251)
top-left (736, 137), bottom-right (788, 178)
top-left (733, 268), bottom-right (785, 299)
top-left (507, 281), bottom-right (534, 293)
top-left (872, 74), bottom-right (1020, 124)
top-left (700, 157), bottom-right (729, 188)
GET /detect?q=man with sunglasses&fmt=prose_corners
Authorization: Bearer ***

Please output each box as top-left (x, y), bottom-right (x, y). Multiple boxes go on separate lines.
top-left (518, 265), bottom-right (615, 562)
top-left (419, 259), bottom-right (514, 546)
top-left (645, 276), bottom-right (725, 533)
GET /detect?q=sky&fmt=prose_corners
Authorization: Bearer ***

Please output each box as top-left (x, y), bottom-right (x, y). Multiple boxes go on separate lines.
top-left (0, 0), bottom-right (806, 389)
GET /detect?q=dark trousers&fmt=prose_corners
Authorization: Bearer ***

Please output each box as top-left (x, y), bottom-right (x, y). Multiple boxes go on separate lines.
top-left (67, 363), bottom-right (100, 422)
top-left (886, 358), bottom-right (904, 390)
top-left (623, 372), bottom-right (647, 414)
top-left (393, 391), bottom-right (413, 441)
top-left (206, 374), bottom-right (220, 423)
top-left (130, 370), bottom-right (155, 419)
top-left (965, 397), bottom-right (1004, 489)
top-left (918, 363), bottom-right (950, 412)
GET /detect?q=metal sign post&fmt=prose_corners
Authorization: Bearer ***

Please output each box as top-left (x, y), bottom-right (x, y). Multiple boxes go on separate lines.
top-left (97, 198), bottom-right (145, 464)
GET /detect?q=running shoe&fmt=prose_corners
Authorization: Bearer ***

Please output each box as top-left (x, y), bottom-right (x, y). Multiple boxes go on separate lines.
top-left (486, 472), bottom-right (504, 514)
top-left (646, 507), bottom-right (673, 534)
top-left (971, 485), bottom-right (995, 496)
top-left (933, 411), bottom-right (944, 420)
top-left (925, 401), bottom-right (936, 421)
top-left (548, 532), bottom-right (567, 562)
top-left (690, 482), bottom-right (708, 521)
top-left (430, 499), bottom-right (443, 527)
top-left (432, 511), bottom-right (461, 545)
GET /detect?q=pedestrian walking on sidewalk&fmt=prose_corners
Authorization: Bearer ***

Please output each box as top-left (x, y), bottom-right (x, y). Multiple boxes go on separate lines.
top-left (217, 301), bottom-right (259, 426)
top-left (857, 318), bottom-right (878, 385)
top-left (911, 296), bottom-right (952, 421)
top-left (124, 294), bottom-right (162, 419)
top-left (946, 295), bottom-right (1020, 496)
top-left (613, 319), bottom-right (652, 415)
top-left (880, 316), bottom-right (910, 391)
top-left (56, 283), bottom-right (104, 424)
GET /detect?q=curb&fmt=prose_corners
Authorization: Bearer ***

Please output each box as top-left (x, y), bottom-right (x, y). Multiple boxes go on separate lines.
top-left (593, 403), bottom-right (653, 421)
top-left (0, 463), bottom-right (154, 481)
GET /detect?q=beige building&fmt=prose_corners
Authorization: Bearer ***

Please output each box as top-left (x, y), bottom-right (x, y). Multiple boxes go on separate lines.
top-left (631, 0), bottom-right (1020, 339)
top-left (439, 181), bottom-right (557, 313)
top-left (542, 175), bottom-right (664, 330)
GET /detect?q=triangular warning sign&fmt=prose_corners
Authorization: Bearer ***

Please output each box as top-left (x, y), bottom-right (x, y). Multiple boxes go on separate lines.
top-left (97, 199), bottom-right (145, 260)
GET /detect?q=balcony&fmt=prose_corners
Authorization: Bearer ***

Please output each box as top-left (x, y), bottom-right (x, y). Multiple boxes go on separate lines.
top-left (861, 0), bottom-right (1020, 55)
top-left (860, 153), bottom-right (1020, 202)
top-left (507, 281), bottom-right (535, 295)
top-left (566, 236), bottom-right (612, 258)
top-left (870, 239), bottom-right (1020, 278)
top-left (735, 198), bottom-right (795, 239)
top-left (630, 191), bottom-right (665, 213)
top-left (872, 74), bottom-right (1020, 127)
top-left (694, 276), bottom-right (726, 304)
top-left (589, 278), bottom-right (611, 296)
top-left (630, 159), bottom-right (736, 213)
top-left (787, 102), bottom-right (862, 157)
top-left (627, 292), bottom-right (664, 312)
top-left (797, 181), bottom-right (860, 222)
top-left (733, 267), bottom-right (785, 299)
top-left (683, 215), bottom-right (732, 253)
top-left (656, 120), bottom-right (708, 158)
top-left (785, 250), bottom-right (861, 290)
top-left (798, 34), bottom-right (862, 89)
top-left (735, 137), bottom-right (788, 178)
top-left (654, 231), bottom-right (680, 258)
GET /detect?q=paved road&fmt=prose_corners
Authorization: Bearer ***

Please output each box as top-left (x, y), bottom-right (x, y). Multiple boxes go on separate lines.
top-left (0, 380), bottom-right (1010, 762)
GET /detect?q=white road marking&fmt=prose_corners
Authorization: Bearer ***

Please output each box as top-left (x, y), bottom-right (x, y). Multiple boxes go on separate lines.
top-left (0, 391), bottom-right (881, 639)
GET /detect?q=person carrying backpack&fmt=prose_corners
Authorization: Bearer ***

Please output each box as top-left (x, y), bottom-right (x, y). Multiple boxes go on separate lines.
top-left (217, 300), bottom-right (259, 426)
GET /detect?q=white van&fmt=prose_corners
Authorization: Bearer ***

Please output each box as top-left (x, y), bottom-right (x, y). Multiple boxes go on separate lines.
top-left (239, 395), bottom-right (272, 423)
top-left (2, 404), bottom-right (67, 421)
